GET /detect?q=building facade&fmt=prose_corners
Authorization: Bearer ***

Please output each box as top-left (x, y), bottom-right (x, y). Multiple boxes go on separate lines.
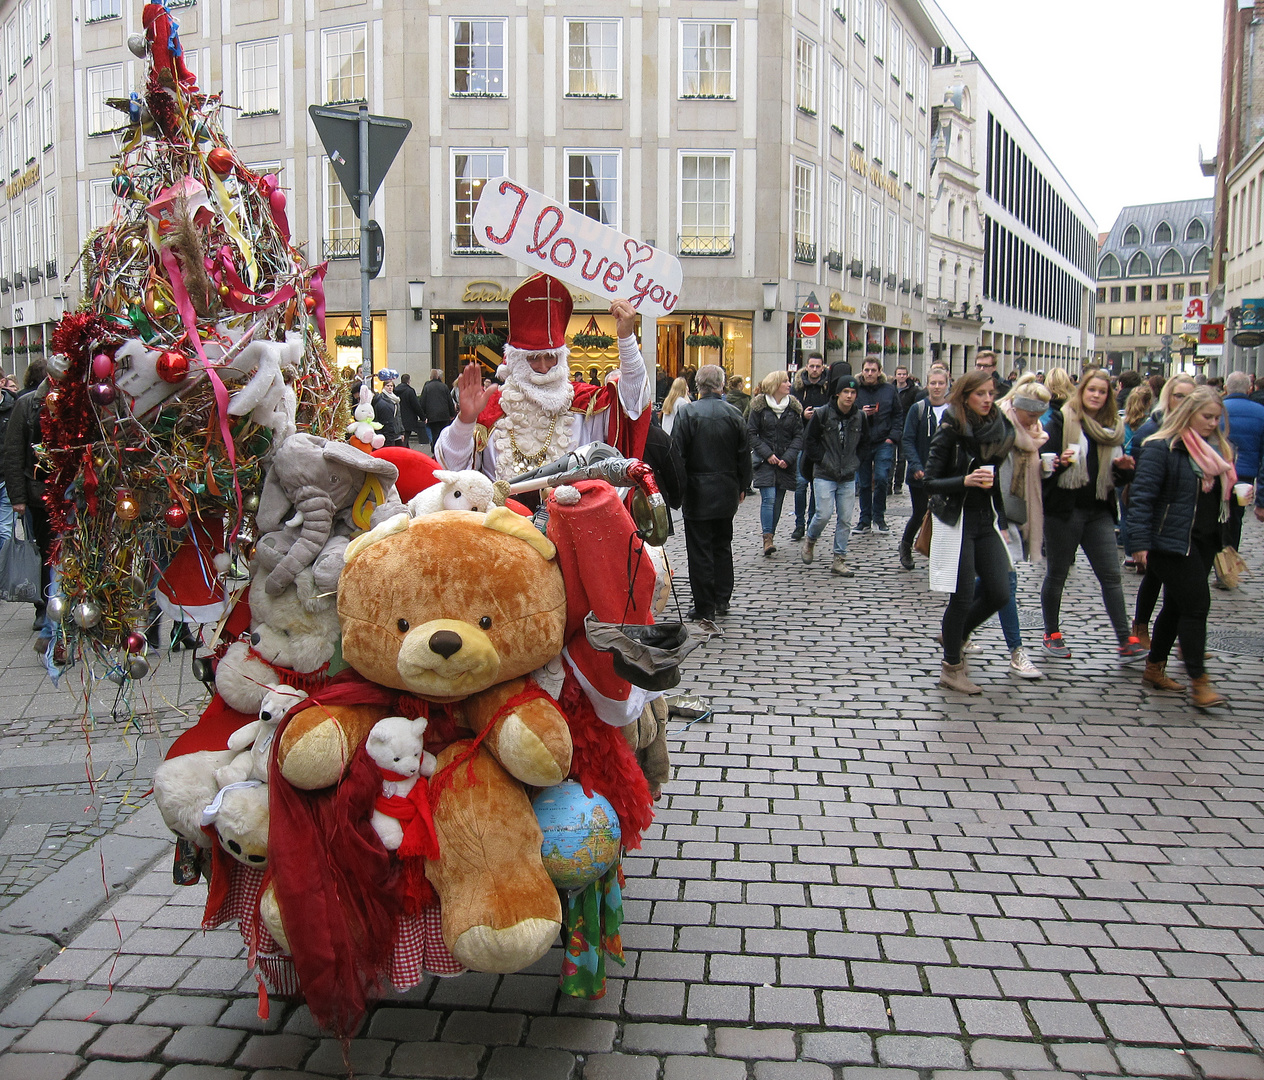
top-left (5, 0), bottom-right (945, 390)
top-left (1092, 199), bottom-right (1213, 376)
top-left (1222, 138), bottom-right (1264, 377)
top-left (927, 40), bottom-right (1096, 378)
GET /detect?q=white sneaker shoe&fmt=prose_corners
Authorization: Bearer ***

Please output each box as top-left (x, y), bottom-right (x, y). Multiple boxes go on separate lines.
top-left (1008, 646), bottom-right (1043, 679)
top-left (962, 638), bottom-right (982, 654)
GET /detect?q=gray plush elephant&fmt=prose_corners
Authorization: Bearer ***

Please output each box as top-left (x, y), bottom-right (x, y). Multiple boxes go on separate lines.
top-left (254, 433), bottom-right (403, 596)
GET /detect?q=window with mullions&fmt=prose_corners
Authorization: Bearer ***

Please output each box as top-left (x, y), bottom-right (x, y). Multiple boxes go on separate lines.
top-left (886, 209), bottom-right (897, 276)
top-left (40, 81), bottom-right (52, 150)
top-left (851, 81), bottom-right (864, 149)
top-left (26, 201), bottom-right (39, 272)
top-left (238, 39), bottom-right (279, 115)
top-left (86, 63), bottom-right (123, 136)
top-left (1190, 247), bottom-right (1210, 274)
top-left (86, 0), bottom-right (120, 21)
top-left (44, 188), bottom-right (55, 272)
top-left (566, 19), bottom-right (620, 98)
top-left (871, 0), bottom-right (884, 59)
top-left (888, 17), bottom-right (901, 80)
top-left (322, 25), bottom-right (366, 105)
top-left (868, 198), bottom-right (880, 269)
top-left (829, 60), bottom-right (844, 133)
top-left (567, 151), bottom-right (619, 229)
top-left (827, 174), bottom-right (843, 265)
top-left (1153, 221), bottom-right (1172, 244)
top-left (1098, 253), bottom-right (1120, 279)
top-left (850, 189), bottom-right (863, 263)
top-left (793, 160), bottom-right (815, 262)
top-left (679, 152), bottom-right (733, 256)
top-left (681, 21), bottom-right (733, 99)
top-left (452, 19), bottom-right (506, 97)
top-left (11, 205), bottom-right (23, 276)
top-left (1185, 217), bottom-right (1205, 242)
top-left (870, 100), bottom-right (882, 162)
top-left (794, 35), bottom-right (816, 114)
top-left (452, 149), bottom-right (506, 253)
top-left (324, 160), bottom-right (357, 260)
top-left (852, 0), bottom-right (865, 39)
top-left (1158, 248), bottom-right (1181, 275)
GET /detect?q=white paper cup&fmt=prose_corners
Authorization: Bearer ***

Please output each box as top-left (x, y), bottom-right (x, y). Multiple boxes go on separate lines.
top-left (1234, 482), bottom-right (1254, 506)
top-left (1066, 445), bottom-right (1081, 464)
top-left (1041, 452), bottom-right (1057, 475)
top-left (980, 465), bottom-right (995, 487)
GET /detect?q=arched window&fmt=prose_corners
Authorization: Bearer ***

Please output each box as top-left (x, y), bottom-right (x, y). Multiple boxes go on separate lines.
top-left (1185, 218), bottom-right (1206, 241)
top-left (1098, 253), bottom-right (1121, 279)
top-left (1122, 224), bottom-right (1141, 245)
top-left (1153, 221), bottom-right (1172, 243)
top-left (1127, 251), bottom-right (1152, 277)
top-left (1190, 246), bottom-right (1210, 274)
top-left (1158, 248), bottom-right (1183, 275)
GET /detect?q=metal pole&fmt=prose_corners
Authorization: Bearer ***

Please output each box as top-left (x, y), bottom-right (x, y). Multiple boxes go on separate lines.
top-left (358, 105), bottom-right (372, 383)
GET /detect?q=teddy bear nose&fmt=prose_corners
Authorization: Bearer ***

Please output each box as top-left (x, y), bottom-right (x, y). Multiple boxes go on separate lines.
top-left (428, 630), bottom-right (463, 660)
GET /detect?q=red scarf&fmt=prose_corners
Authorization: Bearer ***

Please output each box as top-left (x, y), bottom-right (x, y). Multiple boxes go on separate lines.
top-left (1181, 429), bottom-right (1237, 498)
top-left (375, 769), bottom-right (440, 913)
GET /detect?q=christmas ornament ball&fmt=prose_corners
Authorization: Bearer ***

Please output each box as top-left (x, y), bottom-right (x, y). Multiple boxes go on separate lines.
top-left (115, 491), bottom-right (141, 520)
top-left (89, 382), bottom-right (117, 406)
top-left (92, 353), bottom-right (115, 379)
top-left (156, 350), bottom-right (189, 383)
top-left (207, 147), bottom-right (234, 174)
top-left (164, 505), bottom-right (189, 530)
top-left (127, 655), bottom-right (151, 679)
top-left (73, 600), bottom-right (103, 629)
top-left (45, 596), bottom-right (68, 624)
top-left (125, 631), bottom-right (146, 654)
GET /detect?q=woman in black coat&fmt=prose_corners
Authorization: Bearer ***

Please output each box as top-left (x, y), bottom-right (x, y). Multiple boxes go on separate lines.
top-left (1128, 387), bottom-right (1238, 709)
top-left (746, 370), bottom-right (804, 556)
top-left (923, 369), bottom-right (1015, 694)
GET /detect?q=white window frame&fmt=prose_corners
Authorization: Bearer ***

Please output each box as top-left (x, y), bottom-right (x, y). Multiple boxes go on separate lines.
top-left (86, 0), bottom-right (120, 22)
top-left (905, 40), bottom-right (915, 96)
top-left (888, 17), bottom-right (901, 81)
top-left (827, 174), bottom-right (843, 259)
top-left (794, 34), bottom-right (816, 114)
top-left (870, 100), bottom-right (883, 163)
top-left (0, 227), bottom-right (7, 280)
top-left (565, 149), bottom-right (621, 230)
top-left (868, 198), bottom-right (880, 269)
top-left (792, 159), bottom-right (815, 251)
top-left (886, 208), bottom-right (897, 274)
top-left (23, 98), bottom-right (34, 164)
top-left (44, 187), bottom-right (55, 271)
top-left (322, 24), bottom-right (367, 105)
top-left (902, 131), bottom-right (913, 186)
top-left (324, 159), bottom-right (357, 257)
top-left (916, 143), bottom-right (926, 196)
top-left (851, 80), bottom-right (864, 149)
top-left (852, 0), bottom-right (865, 40)
top-left (871, 0), bottom-right (885, 61)
top-left (917, 53), bottom-right (928, 111)
top-left (4, 19), bottom-right (14, 81)
top-left (39, 0), bottom-right (49, 42)
top-left (7, 124), bottom-right (18, 175)
top-left (679, 20), bottom-right (734, 100)
top-left (829, 60), bottom-right (844, 134)
top-left (0, 126), bottom-right (6, 179)
top-left (451, 148), bottom-right (507, 253)
top-left (12, 204), bottom-right (24, 272)
top-left (915, 227), bottom-right (924, 285)
top-left (678, 150), bottom-right (734, 256)
top-left (901, 219), bottom-right (911, 280)
top-left (887, 115), bottom-right (899, 174)
top-left (26, 199), bottom-right (39, 270)
top-left (850, 188), bottom-right (863, 264)
top-left (86, 62), bottom-right (123, 136)
top-left (89, 178), bottom-right (114, 229)
top-left (237, 38), bottom-right (280, 115)
top-left (451, 17), bottom-right (507, 98)
top-left (40, 81), bottom-right (52, 151)
top-left (20, 0), bottom-right (33, 64)
top-left (565, 18), bottom-right (622, 99)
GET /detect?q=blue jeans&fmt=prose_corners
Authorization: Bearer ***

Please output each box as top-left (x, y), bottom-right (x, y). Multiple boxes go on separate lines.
top-left (807, 477), bottom-right (856, 557)
top-left (793, 454), bottom-right (816, 530)
top-left (976, 570), bottom-right (1021, 650)
top-left (0, 481), bottom-right (12, 551)
top-left (856, 441), bottom-right (896, 527)
top-left (759, 486), bottom-right (787, 535)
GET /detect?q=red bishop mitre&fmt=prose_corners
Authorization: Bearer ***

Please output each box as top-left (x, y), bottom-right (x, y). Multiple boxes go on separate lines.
top-left (508, 273), bottom-right (573, 351)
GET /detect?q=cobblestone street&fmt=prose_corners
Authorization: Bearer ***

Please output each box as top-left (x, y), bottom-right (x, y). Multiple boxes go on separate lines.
top-left (0, 492), bottom-right (1261, 1079)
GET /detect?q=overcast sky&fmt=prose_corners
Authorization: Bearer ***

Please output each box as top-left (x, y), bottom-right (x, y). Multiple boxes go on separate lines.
top-left (935, 0), bottom-right (1221, 234)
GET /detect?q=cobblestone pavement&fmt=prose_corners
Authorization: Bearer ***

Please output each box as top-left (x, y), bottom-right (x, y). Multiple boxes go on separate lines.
top-left (0, 492), bottom-right (1261, 1079)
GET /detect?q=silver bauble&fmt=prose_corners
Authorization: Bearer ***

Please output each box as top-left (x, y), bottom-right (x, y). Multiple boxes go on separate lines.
top-left (72, 600), bottom-right (102, 628)
top-left (126, 655), bottom-right (151, 679)
top-left (45, 596), bottom-right (68, 623)
top-left (127, 33), bottom-right (147, 57)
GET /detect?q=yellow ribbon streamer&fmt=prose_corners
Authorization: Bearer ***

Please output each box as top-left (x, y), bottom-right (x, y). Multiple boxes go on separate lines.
top-left (208, 168), bottom-right (259, 289)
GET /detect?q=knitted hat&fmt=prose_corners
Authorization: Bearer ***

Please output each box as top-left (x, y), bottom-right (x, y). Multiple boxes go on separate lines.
top-left (508, 273), bottom-right (573, 352)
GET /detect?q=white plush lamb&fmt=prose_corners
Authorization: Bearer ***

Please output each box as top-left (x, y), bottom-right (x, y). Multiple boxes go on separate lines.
top-left (213, 682), bottom-right (306, 787)
top-left (406, 470), bottom-right (496, 518)
top-left (364, 716), bottom-right (436, 851)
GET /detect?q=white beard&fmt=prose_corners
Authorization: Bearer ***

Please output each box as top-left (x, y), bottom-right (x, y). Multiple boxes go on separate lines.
top-left (490, 348), bottom-right (577, 480)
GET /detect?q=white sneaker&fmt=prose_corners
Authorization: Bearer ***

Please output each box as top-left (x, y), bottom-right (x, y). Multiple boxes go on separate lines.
top-left (962, 638), bottom-right (982, 654)
top-left (1008, 646), bottom-right (1043, 679)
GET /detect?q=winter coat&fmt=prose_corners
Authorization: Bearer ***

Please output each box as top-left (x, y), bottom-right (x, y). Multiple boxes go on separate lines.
top-left (641, 419), bottom-right (686, 536)
top-left (855, 377), bottom-right (903, 444)
top-left (3, 383), bottom-right (48, 507)
top-left (671, 394), bottom-right (752, 520)
top-left (791, 370), bottom-right (832, 413)
top-left (1127, 437), bottom-right (1227, 556)
top-left (803, 399), bottom-right (868, 483)
top-left (1222, 393), bottom-right (1264, 479)
top-left (373, 393), bottom-right (404, 442)
top-left (746, 394), bottom-right (804, 491)
top-left (419, 377), bottom-right (456, 424)
top-left (725, 388), bottom-right (751, 416)
top-left (923, 409), bottom-right (1012, 528)
top-left (1040, 409), bottom-right (1131, 522)
top-left (396, 381), bottom-right (421, 428)
top-left (900, 398), bottom-right (946, 487)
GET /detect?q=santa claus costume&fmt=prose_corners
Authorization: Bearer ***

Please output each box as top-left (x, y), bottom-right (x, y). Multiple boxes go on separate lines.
top-left (435, 274), bottom-right (651, 482)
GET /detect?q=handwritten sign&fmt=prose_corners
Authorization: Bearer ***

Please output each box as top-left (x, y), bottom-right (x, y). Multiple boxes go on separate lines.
top-left (472, 176), bottom-right (683, 320)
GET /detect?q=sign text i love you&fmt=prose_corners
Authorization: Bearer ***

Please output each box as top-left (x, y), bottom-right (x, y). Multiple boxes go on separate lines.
top-left (471, 177), bottom-right (684, 320)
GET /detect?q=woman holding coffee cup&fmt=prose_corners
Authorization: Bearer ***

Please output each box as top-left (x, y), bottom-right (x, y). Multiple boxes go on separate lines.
top-left (1128, 387), bottom-right (1240, 709)
top-left (923, 369), bottom-right (1016, 693)
top-left (1039, 369), bottom-right (1145, 663)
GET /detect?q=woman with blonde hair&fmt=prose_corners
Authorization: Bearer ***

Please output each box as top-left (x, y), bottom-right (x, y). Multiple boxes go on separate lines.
top-left (1128, 387), bottom-right (1240, 708)
top-left (1039, 368), bottom-right (1145, 661)
top-left (1118, 384), bottom-right (1154, 568)
top-left (746, 370), bottom-right (804, 556)
top-left (1043, 367), bottom-right (1076, 417)
top-left (661, 376), bottom-right (690, 436)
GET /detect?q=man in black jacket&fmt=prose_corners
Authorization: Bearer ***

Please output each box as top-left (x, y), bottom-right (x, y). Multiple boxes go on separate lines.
top-left (789, 353), bottom-right (831, 540)
top-left (671, 364), bottom-right (751, 633)
top-left (892, 364), bottom-right (923, 495)
top-left (396, 373), bottom-right (422, 446)
top-left (853, 356), bottom-right (903, 534)
top-left (419, 368), bottom-right (456, 448)
top-left (898, 367), bottom-right (949, 569)
top-left (801, 376), bottom-right (868, 576)
top-left (3, 359), bottom-right (51, 629)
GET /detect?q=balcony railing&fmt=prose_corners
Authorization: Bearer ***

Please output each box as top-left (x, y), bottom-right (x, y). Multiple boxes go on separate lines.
top-left (794, 240), bottom-right (817, 264)
top-left (678, 234), bottom-right (734, 256)
top-left (323, 238), bottom-right (359, 260)
top-left (826, 251), bottom-right (843, 271)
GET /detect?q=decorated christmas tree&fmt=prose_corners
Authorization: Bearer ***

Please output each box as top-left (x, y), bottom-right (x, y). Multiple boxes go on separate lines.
top-left (42, 2), bottom-right (344, 683)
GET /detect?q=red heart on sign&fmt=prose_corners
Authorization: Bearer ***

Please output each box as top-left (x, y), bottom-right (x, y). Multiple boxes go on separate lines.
top-left (624, 239), bottom-right (654, 270)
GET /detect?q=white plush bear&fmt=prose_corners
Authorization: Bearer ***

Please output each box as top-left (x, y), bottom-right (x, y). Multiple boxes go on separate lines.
top-left (406, 470), bottom-right (497, 518)
top-left (212, 683), bottom-right (305, 787)
top-left (364, 716), bottom-right (436, 851)
top-left (202, 781), bottom-right (270, 867)
top-left (226, 334), bottom-right (302, 448)
top-left (153, 749), bottom-right (238, 849)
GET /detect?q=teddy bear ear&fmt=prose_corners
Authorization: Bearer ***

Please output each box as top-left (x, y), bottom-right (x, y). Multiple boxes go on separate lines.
top-left (344, 512), bottom-right (410, 564)
top-left (483, 505), bottom-right (556, 561)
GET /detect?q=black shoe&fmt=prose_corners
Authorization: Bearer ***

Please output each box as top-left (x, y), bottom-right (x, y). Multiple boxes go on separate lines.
top-left (899, 545), bottom-right (915, 571)
top-left (716, 603), bottom-right (730, 617)
top-left (686, 608), bottom-right (715, 622)
top-left (171, 622), bottom-right (199, 651)
top-left (146, 622), bottom-right (161, 650)
top-left (790, 527), bottom-right (805, 541)
top-left (32, 605), bottom-right (45, 631)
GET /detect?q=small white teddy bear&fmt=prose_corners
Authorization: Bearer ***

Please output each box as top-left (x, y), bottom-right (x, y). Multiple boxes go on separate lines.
top-left (406, 469), bottom-right (496, 518)
top-left (365, 716), bottom-right (436, 851)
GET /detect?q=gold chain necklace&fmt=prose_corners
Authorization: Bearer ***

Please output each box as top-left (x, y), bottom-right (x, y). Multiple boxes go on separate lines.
top-left (507, 412), bottom-right (560, 472)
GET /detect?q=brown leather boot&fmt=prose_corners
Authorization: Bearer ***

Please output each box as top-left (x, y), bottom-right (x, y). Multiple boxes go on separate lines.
top-left (1189, 675), bottom-right (1225, 710)
top-left (763, 533), bottom-right (776, 557)
top-left (1131, 620), bottom-right (1151, 651)
top-left (939, 660), bottom-right (982, 694)
top-left (1142, 661), bottom-right (1181, 691)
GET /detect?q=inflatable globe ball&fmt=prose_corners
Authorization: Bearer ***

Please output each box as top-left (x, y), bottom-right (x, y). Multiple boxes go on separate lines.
top-left (532, 780), bottom-right (621, 891)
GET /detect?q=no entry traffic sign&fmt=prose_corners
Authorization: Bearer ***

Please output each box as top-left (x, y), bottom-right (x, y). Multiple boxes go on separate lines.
top-left (798, 311), bottom-right (823, 337)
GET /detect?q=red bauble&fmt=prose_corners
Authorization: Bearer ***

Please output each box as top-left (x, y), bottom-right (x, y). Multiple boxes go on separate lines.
top-left (164, 505), bottom-right (189, 530)
top-left (156, 350), bottom-right (189, 383)
top-left (207, 147), bottom-right (234, 174)
top-left (88, 382), bottom-right (117, 406)
top-left (125, 631), bottom-right (146, 654)
top-left (44, 388), bottom-right (61, 409)
top-left (304, 295), bottom-right (317, 313)
top-left (269, 188), bottom-right (287, 214)
top-left (92, 353), bottom-right (115, 379)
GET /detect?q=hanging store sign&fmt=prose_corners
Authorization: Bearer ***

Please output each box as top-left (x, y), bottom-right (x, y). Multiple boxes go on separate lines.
top-left (1182, 295), bottom-right (1208, 333)
top-left (1199, 323), bottom-right (1225, 346)
top-left (472, 176), bottom-right (682, 319)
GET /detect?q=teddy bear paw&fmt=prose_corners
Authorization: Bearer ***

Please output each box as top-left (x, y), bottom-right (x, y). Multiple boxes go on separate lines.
top-left (451, 918), bottom-right (561, 974)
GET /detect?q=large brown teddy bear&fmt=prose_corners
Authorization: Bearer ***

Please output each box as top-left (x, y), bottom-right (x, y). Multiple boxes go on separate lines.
top-left (271, 505), bottom-right (575, 975)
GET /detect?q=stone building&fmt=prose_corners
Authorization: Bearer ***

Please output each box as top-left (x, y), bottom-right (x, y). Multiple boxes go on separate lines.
top-left (3, 0), bottom-right (949, 389)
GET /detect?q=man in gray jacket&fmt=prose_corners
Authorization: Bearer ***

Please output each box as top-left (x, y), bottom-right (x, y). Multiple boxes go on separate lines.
top-left (671, 364), bottom-right (751, 634)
